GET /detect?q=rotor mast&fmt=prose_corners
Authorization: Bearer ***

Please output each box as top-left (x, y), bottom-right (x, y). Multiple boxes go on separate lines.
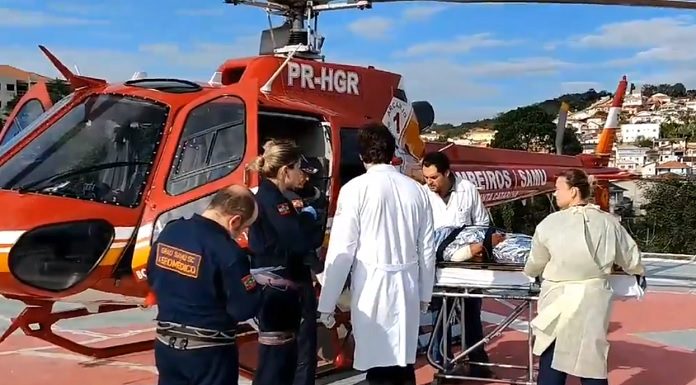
top-left (224, 0), bottom-right (372, 60)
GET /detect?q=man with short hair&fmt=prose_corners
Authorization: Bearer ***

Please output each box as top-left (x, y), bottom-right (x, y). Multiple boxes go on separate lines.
top-left (147, 185), bottom-right (263, 385)
top-left (421, 151), bottom-right (493, 378)
top-left (317, 122), bottom-right (436, 385)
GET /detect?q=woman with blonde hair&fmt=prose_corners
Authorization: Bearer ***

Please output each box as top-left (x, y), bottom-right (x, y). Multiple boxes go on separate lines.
top-left (524, 168), bottom-right (645, 385)
top-left (246, 139), bottom-right (320, 385)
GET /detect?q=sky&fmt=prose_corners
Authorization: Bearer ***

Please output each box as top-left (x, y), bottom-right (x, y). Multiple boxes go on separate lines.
top-left (1, 0), bottom-right (696, 124)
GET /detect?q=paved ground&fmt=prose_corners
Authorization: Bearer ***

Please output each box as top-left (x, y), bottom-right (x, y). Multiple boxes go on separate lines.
top-left (1, 258), bottom-right (694, 385)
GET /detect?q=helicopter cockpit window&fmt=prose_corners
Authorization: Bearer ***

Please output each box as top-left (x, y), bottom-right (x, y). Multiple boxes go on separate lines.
top-left (166, 95), bottom-right (246, 195)
top-left (0, 94), bottom-right (169, 208)
top-left (0, 92), bottom-right (75, 151)
top-left (1, 99), bottom-right (45, 146)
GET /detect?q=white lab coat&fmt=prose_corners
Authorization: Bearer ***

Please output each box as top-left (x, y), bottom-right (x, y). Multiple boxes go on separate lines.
top-left (524, 204), bottom-right (645, 379)
top-left (317, 164), bottom-right (436, 370)
top-left (424, 174), bottom-right (489, 229)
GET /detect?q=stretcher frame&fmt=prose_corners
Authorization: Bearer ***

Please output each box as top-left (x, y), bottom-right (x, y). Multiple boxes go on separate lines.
top-left (427, 262), bottom-right (540, 385)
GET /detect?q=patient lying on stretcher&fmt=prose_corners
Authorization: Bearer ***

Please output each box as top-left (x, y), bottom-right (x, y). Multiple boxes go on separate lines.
top-left (436, 225), bottom-right (628, 274)
top-left (435, 225), bottom-right (527, 264)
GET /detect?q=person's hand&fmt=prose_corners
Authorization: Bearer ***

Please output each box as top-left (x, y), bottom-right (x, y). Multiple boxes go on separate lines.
top-left (491, 233), bottom-right (506, 246)
top-left (470, 243), bottom-right (484, 258)
top-left (420, 302), bottom-right (430, 314)
top-left (301, 205), bottom-right (317, 220)
top-left (318, 312), bottom-right (336, 328)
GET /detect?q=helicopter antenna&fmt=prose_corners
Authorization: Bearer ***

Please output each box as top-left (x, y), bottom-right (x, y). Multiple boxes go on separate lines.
top-left (260, 43), bottom-right (303, 94)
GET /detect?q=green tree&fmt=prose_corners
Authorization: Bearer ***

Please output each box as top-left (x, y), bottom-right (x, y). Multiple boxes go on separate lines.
top-left (490, 195), bottom-right (556, 235)
top-left (3, 93), bottom-right (22, 116)
top-left (641, 83), bottom-right (687, 98)
top-left (490, 105), bottom-right (582, 155)
top-left (47, 78), bottom-right (70, 103)
top-left (634, 137), bottom-right (654, 147)
top-left (628, 179), bottom-right (696, 254)
top-left (2, 78), bottom-right (71, 117)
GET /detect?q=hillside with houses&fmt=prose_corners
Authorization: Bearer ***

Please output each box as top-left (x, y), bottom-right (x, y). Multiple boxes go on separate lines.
top-left (570, 89), bottom-right (696, 179)
top-left (423, 84), bottom-right (696, 180)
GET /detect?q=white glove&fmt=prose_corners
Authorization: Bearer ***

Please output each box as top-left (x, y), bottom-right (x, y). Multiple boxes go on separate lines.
top-left (318, 312), bottom-right (336, 329)
top-left (420, 302), bottom-right (430, 314)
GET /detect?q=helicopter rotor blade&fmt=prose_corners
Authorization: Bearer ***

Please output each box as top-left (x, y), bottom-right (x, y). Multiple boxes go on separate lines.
top-left (356, 0), bottom-right (696, 10)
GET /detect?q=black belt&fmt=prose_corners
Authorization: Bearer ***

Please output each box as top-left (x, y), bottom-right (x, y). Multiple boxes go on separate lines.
top-left (156, 322), bottom-right (237, 345)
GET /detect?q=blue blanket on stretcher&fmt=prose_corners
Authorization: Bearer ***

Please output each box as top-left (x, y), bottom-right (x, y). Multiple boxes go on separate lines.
top-left (434, 225), bottom-right (531, 265)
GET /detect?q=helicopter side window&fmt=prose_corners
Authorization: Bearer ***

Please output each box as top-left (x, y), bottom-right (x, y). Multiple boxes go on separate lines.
top-left (0, 94), bottom-right (169, 207)
top-left (1, 99), bottom-right (45, 146)
top-left (166, 96), bottom-right (246, 196)
top-left (0, 93), bottom-right (76, 152)
top-left (339, 128), bottom-right (366, 187)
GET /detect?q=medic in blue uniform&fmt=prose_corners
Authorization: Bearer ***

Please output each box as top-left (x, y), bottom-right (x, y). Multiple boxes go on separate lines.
top-left (246, 140), bottom-right (321, 385)
top-left (147, 186), bottom-right (262, 385)
top-left (283, 155), bottom-right (325, 385)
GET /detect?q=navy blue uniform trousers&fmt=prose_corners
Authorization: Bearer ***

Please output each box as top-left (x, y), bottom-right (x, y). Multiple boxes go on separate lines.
top-left (537, 342), bottom-right (608, 385)
top-left (293, 282), bottom-right (318, 385)
top-left (155, 341), bottom-right (239, 385)
top-left (253, 285), bottom-right (302, 385)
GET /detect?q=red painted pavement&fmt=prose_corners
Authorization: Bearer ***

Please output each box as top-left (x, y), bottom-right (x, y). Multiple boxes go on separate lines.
top-left (1, 291), bottom-right (694, 385)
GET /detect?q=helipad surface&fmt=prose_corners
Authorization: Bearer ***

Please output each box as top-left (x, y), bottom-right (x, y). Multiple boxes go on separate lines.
top-left (1, 259), bottom-right (694, 385)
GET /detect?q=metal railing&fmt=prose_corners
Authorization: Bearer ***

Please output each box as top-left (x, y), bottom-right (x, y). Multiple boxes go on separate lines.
top-left (642, 252), bottom-right (696, 262)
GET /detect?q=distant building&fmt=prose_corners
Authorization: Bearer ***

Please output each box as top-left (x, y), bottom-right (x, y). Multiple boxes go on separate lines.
top-left (463, 127), bottom-right (496, 147)
top-left (0, 65), bottom-right (51, 113)
top-left (656, 161), bottom-right (691, 176)
top-left (620, 123), bottom-right (660, 143)
top-left (623, 90), bottom-right (644, 114)
top-left (612, 145), bottom-right (651, 173)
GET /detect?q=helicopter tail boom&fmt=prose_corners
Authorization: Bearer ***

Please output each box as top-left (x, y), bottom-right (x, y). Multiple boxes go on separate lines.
top-left (38, 45), bottom-right (107, 90)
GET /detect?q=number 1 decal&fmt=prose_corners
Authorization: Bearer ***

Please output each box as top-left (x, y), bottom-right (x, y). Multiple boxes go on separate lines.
top-left (394, 112), bottom-right (400, 134)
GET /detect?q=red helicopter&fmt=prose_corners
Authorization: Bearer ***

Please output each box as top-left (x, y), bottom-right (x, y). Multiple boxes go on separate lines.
top-left (0, 0), bottom-right (689, 380)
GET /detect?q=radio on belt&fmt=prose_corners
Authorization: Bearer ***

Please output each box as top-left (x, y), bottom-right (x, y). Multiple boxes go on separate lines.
top-left (287, 62), bottom-right (360, 95)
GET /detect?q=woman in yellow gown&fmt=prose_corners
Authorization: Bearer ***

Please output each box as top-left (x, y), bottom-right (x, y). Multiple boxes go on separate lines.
top-left (524, 168), bottom-right (646, 385)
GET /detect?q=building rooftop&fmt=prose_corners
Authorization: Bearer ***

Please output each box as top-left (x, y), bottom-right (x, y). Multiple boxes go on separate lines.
top-left (656, 161), bottom-right (690, 169)
top-left (0, 65), bottom-right (51, 82)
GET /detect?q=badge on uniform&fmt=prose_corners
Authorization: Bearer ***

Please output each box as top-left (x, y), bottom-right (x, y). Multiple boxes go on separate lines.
top-left (277, 202), bottom-right (291, 216)
top-left (155, 243), bottom-right (202, 279)
top-left (242, 274), bottom-right (257, 291)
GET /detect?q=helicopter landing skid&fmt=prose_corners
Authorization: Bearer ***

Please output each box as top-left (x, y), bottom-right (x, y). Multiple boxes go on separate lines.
top-left (0, 301), bottom-right (153, 359)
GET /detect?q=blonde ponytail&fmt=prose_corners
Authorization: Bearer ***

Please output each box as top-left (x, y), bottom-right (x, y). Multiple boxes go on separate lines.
top-left (248, 139), bottom-right (302, 179)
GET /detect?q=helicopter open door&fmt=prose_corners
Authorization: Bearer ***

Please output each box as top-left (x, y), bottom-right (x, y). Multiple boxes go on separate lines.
top-left (128, 84), bottom-right (259, 283)
top-left (0, 81), bottom-right (53, 146)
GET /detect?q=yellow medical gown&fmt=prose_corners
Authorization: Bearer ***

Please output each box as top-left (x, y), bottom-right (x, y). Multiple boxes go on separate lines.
top-left (524, 204), bottom-right (645, 379)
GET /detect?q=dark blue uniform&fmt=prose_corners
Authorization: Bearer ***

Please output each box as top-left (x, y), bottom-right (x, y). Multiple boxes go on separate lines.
top-left (283, 188), bottom-right (323, 385)
top-left (248, 178), bottom-right (318, 385)
top-left (147, 214), bottom-right (262, 385)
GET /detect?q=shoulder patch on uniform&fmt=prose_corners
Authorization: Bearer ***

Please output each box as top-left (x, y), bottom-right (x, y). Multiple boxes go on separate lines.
top-left (277, 202), bottom-right (291, 216)
top-left (155, 243), bottom-right (202, 279)
top-left (242, 274), bottom-right (257, 291)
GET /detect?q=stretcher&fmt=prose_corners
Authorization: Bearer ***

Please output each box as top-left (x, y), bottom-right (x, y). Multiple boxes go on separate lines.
top-left (427, 261), bottom-right (644, 385)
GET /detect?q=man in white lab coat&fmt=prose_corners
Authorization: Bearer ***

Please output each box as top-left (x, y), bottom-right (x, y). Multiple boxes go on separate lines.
top-left (317, 122), bottom-right (436, 385)
top-left (421, 151), bottom-right (493, 378)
